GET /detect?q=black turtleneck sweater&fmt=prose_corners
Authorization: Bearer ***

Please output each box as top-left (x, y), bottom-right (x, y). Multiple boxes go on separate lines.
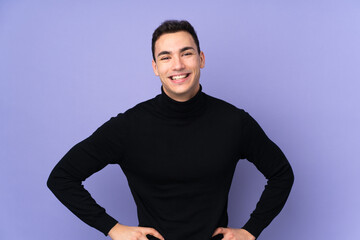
top-left (47, 86), bottom-right (294, 239)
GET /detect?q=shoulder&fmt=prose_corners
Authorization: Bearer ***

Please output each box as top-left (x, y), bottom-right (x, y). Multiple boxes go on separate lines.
top-left (123, 95), bottom-right (159, 117)
top-left (203, 92), bottom-right (249, 119)
top-left (99, 96), bottom-right (156, 124)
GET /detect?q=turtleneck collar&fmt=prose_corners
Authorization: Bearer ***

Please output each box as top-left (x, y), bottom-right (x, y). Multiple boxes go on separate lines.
top-left (155, 85), bottom-right (207, 119)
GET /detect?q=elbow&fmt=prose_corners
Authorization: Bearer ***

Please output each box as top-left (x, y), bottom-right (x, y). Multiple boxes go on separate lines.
top-left (47, 169), bottom-right (57, 192)
top-left (46, 164), bottom-right (82, 193)
top-left (289, 163), bottom-right (295, 183)
top-left (285, 163), bottom-right (295, 190)
top-left (270, 162), bottom-right (294, 190)
top-left (46, 165), bottom-right (66, 193)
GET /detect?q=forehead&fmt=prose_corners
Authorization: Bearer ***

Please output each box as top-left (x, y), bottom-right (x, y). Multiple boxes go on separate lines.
top-left (154, 31), bottom-right (196, 53)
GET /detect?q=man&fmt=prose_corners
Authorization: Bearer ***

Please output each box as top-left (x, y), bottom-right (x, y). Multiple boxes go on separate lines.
top-left (47, 20), bottom-right (294, 240)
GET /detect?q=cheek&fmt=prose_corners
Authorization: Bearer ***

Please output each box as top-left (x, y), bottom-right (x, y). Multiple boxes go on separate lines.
top-left (157, 65), bottom-right (168, 77)
top-left (160, 72), bottom-right (168, 79)
top-left (190, 59), bottom-right (201, 69)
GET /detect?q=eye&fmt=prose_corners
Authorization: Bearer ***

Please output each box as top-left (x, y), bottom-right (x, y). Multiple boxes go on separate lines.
top-left (160, 57), bottom-right (170, 61)
top-left (183, 52), bottom-right (193, 56)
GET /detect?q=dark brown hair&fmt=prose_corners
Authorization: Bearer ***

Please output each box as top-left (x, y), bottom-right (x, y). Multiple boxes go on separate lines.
top-left (152, 20), bottom-right (200, 61)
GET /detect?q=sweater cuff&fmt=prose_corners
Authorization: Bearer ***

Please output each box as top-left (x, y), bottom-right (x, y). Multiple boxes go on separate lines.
top-left (242, 217), bottom-right (268, 239)
top-left (93, 213), bottom-right (118, 236)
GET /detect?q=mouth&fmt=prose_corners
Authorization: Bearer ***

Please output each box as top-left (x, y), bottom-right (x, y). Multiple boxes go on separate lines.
top-left (169, 73), bottom-right (190, 83)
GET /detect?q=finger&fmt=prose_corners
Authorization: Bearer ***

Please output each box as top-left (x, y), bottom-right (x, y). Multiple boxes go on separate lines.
top-left (142, 227), bottom-right (165, 240)
top-left (212, 227), bottom-right (225, 236)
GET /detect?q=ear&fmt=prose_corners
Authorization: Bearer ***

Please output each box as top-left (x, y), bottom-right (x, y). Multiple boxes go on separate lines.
top-left (152, 59), bottom-right (159, 76)
top-left (199, 51), bottom-right (205, 69)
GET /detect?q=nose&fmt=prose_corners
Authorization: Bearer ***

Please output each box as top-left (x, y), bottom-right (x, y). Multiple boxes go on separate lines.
top-left (172, 55), bottom-right (185, 71)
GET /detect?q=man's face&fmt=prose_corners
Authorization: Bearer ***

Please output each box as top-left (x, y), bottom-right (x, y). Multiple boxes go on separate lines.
top-left (152, 31), bottom-right (205, 102)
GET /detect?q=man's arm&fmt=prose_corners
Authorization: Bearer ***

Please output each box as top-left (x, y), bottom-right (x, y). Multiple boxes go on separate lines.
top-left (238, 111), bottom-right (294, 238)
top-left (47, 115), bottom-right (166, 239)
top-left (47, 115), bottom-right (126, 235)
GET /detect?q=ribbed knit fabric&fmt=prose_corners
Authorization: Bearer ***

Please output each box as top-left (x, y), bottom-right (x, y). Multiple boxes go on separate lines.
top-left (47, 86), bottom-right (294, 239)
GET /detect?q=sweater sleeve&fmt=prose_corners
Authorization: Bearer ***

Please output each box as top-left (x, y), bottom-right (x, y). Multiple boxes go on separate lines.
top-left (239, 111), bottom-right (294, 238)
top-left (47, 114), bottom-right (127, 236)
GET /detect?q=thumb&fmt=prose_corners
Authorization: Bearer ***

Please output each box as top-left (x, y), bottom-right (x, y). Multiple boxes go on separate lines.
top-left (141, 227), bottom-right (165, 240)
top-left (212, 227), bottom-right (225, 237)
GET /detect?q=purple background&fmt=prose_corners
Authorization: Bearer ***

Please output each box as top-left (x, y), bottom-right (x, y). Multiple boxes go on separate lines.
top-left (1, 1), bottom-right (359, 239)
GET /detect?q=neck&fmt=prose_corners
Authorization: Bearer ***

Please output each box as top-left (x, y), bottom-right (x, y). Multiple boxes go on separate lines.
top-left (162, 84), bottom-right (200, 102)
top-left (156, 84), bottom-right (206, 119)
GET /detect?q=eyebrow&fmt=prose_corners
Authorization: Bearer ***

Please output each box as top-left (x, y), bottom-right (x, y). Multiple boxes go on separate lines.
top-left (157, 51), bottom-right (171, 58)
top-left (180, 46), bottom-right (195, 52)
top-left (157, 46), bottom-right (196, 58)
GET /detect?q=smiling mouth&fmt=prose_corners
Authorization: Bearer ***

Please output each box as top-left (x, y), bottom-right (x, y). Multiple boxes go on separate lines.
top-left (170, 73), bottom-right (190, 80)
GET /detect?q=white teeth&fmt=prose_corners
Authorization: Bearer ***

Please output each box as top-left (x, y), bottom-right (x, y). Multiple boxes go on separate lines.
top-left (172, 74), bottom-right (187, 80)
